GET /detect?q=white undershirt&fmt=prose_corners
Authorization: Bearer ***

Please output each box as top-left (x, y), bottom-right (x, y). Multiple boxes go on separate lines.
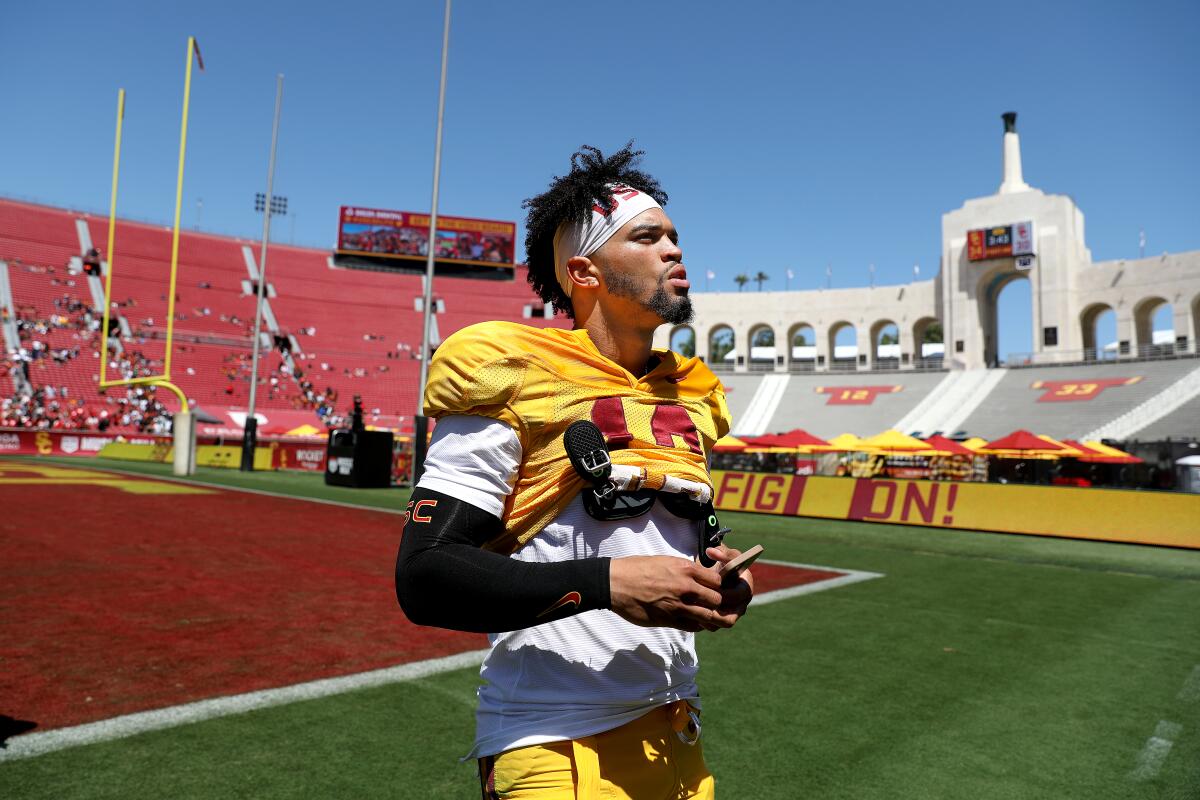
top-left (417, 415), bottom-right (701, 759)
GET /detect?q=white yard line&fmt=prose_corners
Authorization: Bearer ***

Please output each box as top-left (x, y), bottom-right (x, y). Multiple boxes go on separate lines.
top-left (1176, 664), bottom-right (1200, 703)
top-left (1128, 720), bottom-right (1182, 782)
top-left (752, 559), bottom-right (884, 606)
top-left (0, 558), bottom-right (880, 762)
top-left (0, 649), bottom-right (489, 763)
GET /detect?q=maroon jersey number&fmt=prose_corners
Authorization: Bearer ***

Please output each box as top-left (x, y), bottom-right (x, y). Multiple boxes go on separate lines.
top-left (591, 397), bottom-right (701, 454)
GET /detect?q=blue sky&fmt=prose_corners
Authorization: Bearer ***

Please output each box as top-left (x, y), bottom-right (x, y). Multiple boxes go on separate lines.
top-left (2, 0), bottom-right (1197, 357)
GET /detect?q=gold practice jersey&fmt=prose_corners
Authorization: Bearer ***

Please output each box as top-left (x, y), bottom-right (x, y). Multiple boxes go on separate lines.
top-left (423, 321), bottom-right (730, 554)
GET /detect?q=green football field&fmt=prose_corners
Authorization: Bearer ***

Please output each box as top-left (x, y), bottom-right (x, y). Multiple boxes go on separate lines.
top-left (2, 457), bottom-right (1198, 799)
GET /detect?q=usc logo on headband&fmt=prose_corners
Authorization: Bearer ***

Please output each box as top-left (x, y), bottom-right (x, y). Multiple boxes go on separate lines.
top-left (592, 185), bottom-right (642, 217)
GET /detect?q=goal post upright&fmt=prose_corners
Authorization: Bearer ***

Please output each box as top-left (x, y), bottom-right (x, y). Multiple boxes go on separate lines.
top-left (97, 38), bottom-right (200, 476)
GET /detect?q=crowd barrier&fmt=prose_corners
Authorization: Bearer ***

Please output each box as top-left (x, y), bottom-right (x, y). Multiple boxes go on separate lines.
top-left (712, 470), bottom-right (1200, 549)
top-left (0, 428), bottom-right (329, 472)
top-left (0, 429), bottom-right (158, 457)
top-left (98, 440), bottom-right (329, 472)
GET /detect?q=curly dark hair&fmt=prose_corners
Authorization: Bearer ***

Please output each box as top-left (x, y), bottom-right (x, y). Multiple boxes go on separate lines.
top-left (522, 142), bottom-right (668, 319)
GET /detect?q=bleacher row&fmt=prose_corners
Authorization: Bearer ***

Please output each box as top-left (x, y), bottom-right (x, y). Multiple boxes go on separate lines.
top-left (725, 360), bottom-right (1199, 441)
top-left (2, 197), bottom-right (1197, 441)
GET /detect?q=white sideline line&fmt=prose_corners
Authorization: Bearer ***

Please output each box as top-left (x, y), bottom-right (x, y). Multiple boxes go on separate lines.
top-left (1129, 720), bottom-right (1182, 782)
top-left (752, 559), bottom-right (884, 606)
top-left (1177, 664), bottom-right (1200, 703)
top-left (0, 649), bottom-right (490, 764)
top-left (0, 559), bottom-right (879, 762)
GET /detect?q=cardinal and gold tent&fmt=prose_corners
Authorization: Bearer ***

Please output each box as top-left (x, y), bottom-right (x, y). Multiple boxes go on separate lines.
top-left (921, 434), bottom-right (977, 456)
top-left (713, 434), bottom-right (750, 453)
top-left (826, 432), bottom-right (866, 451)
top-left (859, 429), bottom-right (933, 455)
top-left (980, 429), bottom-right (1070, 459)
top-left (741, 429), bottom-right (834, 453)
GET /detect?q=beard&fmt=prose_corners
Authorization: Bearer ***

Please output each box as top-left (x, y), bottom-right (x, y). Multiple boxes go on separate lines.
top-left (606, 268), bottom-right (694, 325)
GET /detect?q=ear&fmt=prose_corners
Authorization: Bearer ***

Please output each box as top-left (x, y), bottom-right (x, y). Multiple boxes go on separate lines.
top-left (566, 256), bottom-right (600, 292)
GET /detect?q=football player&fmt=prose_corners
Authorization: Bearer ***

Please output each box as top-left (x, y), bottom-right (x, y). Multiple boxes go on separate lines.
top-left (395, 142), bottom-right (754, 799)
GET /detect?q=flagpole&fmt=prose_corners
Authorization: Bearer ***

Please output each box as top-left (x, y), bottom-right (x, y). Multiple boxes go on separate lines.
top-left (241, 73), bottom-right (285, 471)
top-left (413, 0), bottom-right (452, 485)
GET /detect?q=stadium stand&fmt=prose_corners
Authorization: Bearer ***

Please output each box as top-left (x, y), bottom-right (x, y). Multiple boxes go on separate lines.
top-left (955, 360), bottom-right (1196, 440)
top-left (1132, 389), bottom-right (1200, 439)
top-left (730, 370), bottom-right (953, 438)
top-left (3, 197), bottom-right (1194, 441)
top-left (1, 198), bottom-right (567, 432)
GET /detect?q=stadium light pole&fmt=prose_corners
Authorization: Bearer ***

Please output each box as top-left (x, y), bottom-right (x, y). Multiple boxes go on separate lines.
top-left (412, 0), bottom-right (452, 485)
top-left (241, 73), bottom-right (284, 471)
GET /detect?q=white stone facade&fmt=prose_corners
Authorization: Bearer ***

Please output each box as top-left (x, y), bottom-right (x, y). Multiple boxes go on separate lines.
top-left (655, 115), bottom-right (1200, 373)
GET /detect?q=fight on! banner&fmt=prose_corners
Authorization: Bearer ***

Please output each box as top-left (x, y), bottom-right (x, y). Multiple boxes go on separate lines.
top-left (712, 470), bottom-right (1200, 550)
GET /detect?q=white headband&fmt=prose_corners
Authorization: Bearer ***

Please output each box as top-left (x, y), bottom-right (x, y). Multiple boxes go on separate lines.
top-left (552, 185), bottom-right (662, 298)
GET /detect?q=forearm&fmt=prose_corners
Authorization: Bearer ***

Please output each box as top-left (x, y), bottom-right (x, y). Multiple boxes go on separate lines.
top-left (394, 489), bottom-right (611, 633)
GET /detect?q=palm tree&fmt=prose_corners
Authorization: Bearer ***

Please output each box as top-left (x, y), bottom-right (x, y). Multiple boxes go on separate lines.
top-left (734, 273), bottom-right (749, 292)
top-left (754, 271), bottom-right (770, 291)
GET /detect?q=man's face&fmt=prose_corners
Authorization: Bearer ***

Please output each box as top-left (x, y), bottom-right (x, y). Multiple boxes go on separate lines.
top-left (591, 207), bottom-right (693, 326)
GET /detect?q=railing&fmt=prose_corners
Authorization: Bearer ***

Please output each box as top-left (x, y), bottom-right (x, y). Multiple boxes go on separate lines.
top-left (787, 361), bottom-right (817, 373)
top-left (1004, 343), bottom-right (1197, 369)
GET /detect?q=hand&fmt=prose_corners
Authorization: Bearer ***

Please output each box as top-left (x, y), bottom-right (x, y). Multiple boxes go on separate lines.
top-left (703, 544), bottom-right (754, 627)
top-left (608, 555), bottom-right (741, 633)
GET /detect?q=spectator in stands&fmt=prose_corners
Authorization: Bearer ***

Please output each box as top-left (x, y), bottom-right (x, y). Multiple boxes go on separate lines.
top-left (83, 247), bottom-right (102, 276)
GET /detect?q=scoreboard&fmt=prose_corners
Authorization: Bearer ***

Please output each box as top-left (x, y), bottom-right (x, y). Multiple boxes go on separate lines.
top-left (336, 206), bottom-right (515, 269)
top-left (966, 220), bottom-right (1034, 261)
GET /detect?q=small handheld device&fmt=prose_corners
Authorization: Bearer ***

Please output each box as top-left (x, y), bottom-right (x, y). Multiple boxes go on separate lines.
top-left (718, 544), bottom-right (764, 583)
top-left (697, 507), bottom-right (730, 568)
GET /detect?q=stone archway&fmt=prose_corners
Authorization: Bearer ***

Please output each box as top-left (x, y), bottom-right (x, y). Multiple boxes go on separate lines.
top-left (669, 325), bottom-right (696, 358)
top-left (912, 316), bottom-right (942, 366)
top-left (979, 271), bottom-right (1031, 367)
top-left (870, 319), bottom-right (900, 369)
top-left (788, 323), bottom-right (816, 371)
top-left (748, 323), bottom-right (776, 370)
top-left (709, 325), bottom-right (735, 370)
top-left (828, 321), bottom-right (857, 371)
top-left (1133, 296), bottom-right (1171, 355)
top-left (1079, 302), bottom-right (1116, 360)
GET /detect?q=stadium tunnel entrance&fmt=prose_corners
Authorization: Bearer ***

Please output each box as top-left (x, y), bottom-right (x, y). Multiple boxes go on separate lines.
top-left (980, 269), bottom-right (1032, 367)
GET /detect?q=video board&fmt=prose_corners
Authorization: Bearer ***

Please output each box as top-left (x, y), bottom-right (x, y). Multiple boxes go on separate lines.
top-left (336, 206), bottom-right (515, 268)
top-left (966, 220), bottom-right (1034, 261)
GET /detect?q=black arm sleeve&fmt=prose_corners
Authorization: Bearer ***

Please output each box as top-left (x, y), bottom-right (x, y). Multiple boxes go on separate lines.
top-left (395, 487), bottom-right (611, 633)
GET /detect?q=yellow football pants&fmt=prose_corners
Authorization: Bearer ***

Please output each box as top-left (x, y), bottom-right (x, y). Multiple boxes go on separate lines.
top-left (478, 701), bottom-right (715, 799)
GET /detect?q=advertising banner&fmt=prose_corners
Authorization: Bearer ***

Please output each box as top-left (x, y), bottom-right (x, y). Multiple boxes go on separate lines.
top-left (0, 429), bottom-right (158, 457)
top-left (966, 220), bottom-right (1034, 261)
top-left (336, 206), bottom-right (515, 268)
top-left (712, 471), bottom-right (1200, 549)
top-left (271, 441), bottom-right (328, 472)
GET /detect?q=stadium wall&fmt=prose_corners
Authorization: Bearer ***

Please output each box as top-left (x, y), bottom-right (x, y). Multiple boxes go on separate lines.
top-left (713, 470), bottom-right (1200, 549)
top-left (654, 114), bottom-right (1200, 373)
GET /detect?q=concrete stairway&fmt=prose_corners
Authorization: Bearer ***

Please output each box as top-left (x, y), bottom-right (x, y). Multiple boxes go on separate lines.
top-left (1086, 365), bottom-right (1200, 440)
top-left (894, 368), bottom-right (1006, 436)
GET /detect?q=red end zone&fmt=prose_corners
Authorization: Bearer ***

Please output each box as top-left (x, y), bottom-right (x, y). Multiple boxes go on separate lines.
top-left (0, 462), bottom-right (854, 731)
